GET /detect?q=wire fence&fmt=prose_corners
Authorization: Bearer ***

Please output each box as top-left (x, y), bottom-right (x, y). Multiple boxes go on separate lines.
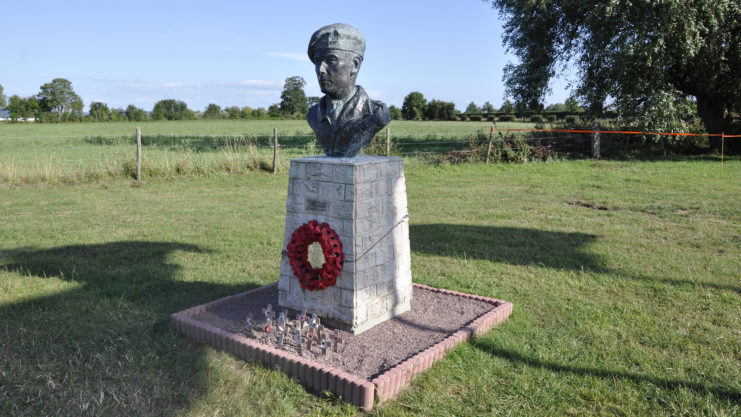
top-left (1, 126), bottom-right (738, 184)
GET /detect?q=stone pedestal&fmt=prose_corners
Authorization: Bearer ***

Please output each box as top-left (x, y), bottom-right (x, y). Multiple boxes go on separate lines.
top-left (278, 156), bottom-right (412, 334)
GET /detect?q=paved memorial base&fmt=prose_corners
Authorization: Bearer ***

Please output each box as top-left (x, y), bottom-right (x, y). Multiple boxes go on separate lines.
top-left (172, 282), bottom-right (513, 411)
top-left (278, 156), bottom-right (412, 334)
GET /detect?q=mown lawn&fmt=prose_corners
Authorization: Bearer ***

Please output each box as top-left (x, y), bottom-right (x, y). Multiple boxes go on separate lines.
top-left (0, 159), bottom-right (739, 416)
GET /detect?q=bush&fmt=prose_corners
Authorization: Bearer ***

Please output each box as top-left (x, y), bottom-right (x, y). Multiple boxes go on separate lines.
top-left (498, 115), bottom-right (514, 122)
top-left (487, 116), bottom-right (497, 122)
top-left (529, 115), bottom-right (544, 123)
top-left (458, 114), bottom-right (468, 121)
top-left (565, 115), bottom-right (579, 124)
top-left (469, 115), bottom-right (483, 121)
top-left (546, 115), bottom-right (557, 123)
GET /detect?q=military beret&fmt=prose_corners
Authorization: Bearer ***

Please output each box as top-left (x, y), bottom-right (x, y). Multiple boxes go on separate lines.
top-left (308, 23), bottom-right (366, 63)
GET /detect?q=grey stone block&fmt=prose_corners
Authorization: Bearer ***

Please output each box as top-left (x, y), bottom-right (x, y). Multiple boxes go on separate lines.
top-left (279, 156), bottom-right (412, 334)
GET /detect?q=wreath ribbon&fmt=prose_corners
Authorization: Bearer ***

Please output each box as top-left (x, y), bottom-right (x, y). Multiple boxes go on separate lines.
top-left (285, 220), bottom-right (344, 291)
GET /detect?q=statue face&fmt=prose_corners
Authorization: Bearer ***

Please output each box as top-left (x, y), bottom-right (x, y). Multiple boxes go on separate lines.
top-left (314, 49), bottom-right (360, 100)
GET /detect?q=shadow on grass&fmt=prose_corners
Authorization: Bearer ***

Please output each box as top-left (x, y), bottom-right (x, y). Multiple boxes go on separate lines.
top-left (472, 338), bottom-right (741, 403)
top-left (410, 224), bottom-right (741, 294)
top-left (410, 224), bottom-right (602, 271)
top-left (0, 241), bottom-right (260, 416)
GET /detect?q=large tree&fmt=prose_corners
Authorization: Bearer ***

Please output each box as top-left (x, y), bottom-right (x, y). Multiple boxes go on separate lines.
top-left (37, 78), bottom-right (83, 121)
top-left (7, 95), bottom-right (23, 121)
top-left (152, 99), bottom-right (195, 120)
top-left (489, 0), bottom-right (741, 150)
top-left (402, 92), bottom-right (427, 120)
top-left (202, 103), bottom-right (223, 119)
top-left (482, 101), bottom-right (496, 114)
top-left (88, 101), bottom-right (111, 121)
top-left (125, 104), bottom-right (148, 121)
top-left (425, 100), bottom-right (457, 121)
top-left (6, 95), bottom-right (39, 121)
top-left (279, 76), bottom-right (308, 117)
top-left (465, 102), bottom-right (481, 114)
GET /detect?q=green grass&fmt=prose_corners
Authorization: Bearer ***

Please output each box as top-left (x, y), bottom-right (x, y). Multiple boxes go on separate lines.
top-left (1, 159), bottom-right (739, 416)
top-left (0, 120), bottom-right (535, 184)
top-left (0, 119), bottom-right (526, 139)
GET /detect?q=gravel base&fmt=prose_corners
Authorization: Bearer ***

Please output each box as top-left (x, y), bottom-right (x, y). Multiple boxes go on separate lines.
top-left (192, 285), bottom-right (493, 380)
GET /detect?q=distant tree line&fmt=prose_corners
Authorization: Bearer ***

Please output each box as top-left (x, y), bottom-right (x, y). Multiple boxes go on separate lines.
top-left (397, 91), bottom-right (585, 121)
top-left (0, 78), bottom-right (585, 124)
top-left (0, 77), bottom-right (317, 123)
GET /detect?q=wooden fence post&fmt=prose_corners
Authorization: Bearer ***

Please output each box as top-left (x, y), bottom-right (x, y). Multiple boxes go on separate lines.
top-left (273, 128), bottom-right (278, 174)
top-left (136, 127), bottom-right (142, 181)
top-left (386, 127), bottom-right (390, 156)
top-left (486, 126), bottom-right (494, 164)
top-left (721, 132), bottom-right (725, 174)
top-left (591, 122), bottom-right (600, 159)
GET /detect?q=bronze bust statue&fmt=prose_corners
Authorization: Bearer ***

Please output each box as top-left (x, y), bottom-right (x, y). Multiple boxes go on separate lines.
top-left (307, 23), bottom-right (391, 157)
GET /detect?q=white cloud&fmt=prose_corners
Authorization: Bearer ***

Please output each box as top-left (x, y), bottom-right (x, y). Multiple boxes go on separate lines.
top-left (162, 82), bottom-right (190, 88)
top-left (266, 52), bottom-right (310, 62)
top-left (237, 80), bottom-right (282, 89)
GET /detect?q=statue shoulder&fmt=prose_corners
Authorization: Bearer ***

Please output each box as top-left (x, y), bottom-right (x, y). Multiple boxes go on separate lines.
top-left (370, 99), bottom-right (391, 125)
top-left (355, 85), bottom-right (390, 124)
top-left (307, 102), bottom-right (323, 128)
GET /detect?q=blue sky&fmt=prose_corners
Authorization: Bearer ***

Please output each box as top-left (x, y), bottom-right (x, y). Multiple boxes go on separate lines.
top-left (1, 0), bottom-right (572, 113)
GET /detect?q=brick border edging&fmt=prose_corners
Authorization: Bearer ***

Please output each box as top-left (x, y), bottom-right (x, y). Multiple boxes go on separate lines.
top-left (171, 282), bottom-right (512, 411)
top-left (371, 283), bottom-right (513, 404)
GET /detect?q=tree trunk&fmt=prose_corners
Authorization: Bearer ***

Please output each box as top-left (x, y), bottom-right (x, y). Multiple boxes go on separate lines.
top-left (695, 95), bottom-right (727, 153)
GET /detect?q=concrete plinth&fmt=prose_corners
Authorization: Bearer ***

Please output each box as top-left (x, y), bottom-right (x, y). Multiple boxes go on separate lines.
top-left (278, 155), bottom-right (412, 334)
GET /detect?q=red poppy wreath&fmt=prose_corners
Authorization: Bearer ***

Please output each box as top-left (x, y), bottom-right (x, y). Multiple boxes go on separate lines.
top-left (286, 220), bottom-right (344, 291)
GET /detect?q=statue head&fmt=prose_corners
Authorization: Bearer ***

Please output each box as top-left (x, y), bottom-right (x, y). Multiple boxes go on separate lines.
top-left (308, 23), bottom-right (365, 100)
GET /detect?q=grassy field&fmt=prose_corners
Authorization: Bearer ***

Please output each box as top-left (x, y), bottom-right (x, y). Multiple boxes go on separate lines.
top-left (0, 119), bottom-right (519, 139)
top-left (0, 120), bottom-right (537, 185)
top-left (1, 159), bottom-right (739, 416)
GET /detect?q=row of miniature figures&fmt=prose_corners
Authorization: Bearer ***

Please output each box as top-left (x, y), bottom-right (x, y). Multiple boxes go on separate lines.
top-left (245, 304), bottom-right (342, 355)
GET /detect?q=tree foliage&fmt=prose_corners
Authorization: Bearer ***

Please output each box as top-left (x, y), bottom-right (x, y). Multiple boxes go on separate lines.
top-left (267, 104), bottom-right (282, 119)
top-left (488, 0), bottom-right (741, 148)
top-left (7, 95), bottom-right (40, 121)
top-left (203, 103), bottom-right (223, 119)
top-left (222, 106), bottom-right (240, 119)
top-left (307, 96), bottom-right (321, 108)
top-left (279, 76), bottom-right (308, 117)
top-left (88, 102), bottom-right (111, 122)
top-left (152, 99), bottom-right (195, 120)
top-left (388, 105), bottom-right (403, 120)
top-left (425, 100), bottom-right (457, 120)
top-left (7, 95), bottom-right (24, 121)
top-left (482, 101), bottom-right (496, 114)
top-left (465, 102), bottom-right (481, 114)
top-left (544, 103), bottom-right (567, 113)
top-left (37, 78), bottom-right (83, 121)
top-left (499, 99), bottom-right (515, 114)
top-left (0, 84), bottom-right (6, 109)
top-left (402, 92), bottom-right (426, 120)
top-left (125, 105), bottom-right (148, 121)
